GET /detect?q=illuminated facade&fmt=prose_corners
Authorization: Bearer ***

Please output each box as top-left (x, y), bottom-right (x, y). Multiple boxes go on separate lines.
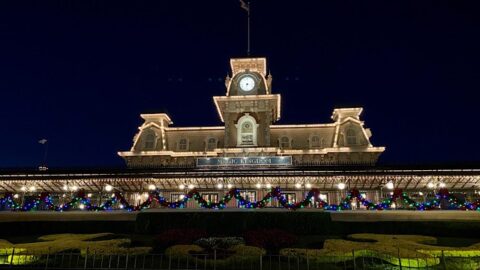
top-left (118, 58), bottom-right (385, 168)
top-left (0, 58), bottom-right (479, 210)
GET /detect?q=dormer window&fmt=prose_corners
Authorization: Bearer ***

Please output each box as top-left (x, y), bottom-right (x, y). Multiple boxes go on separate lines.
top-left (346, 128), bottom-right (357, 145)
top-left (279, 136), bottom-right (291, 149)
top-left (143, 132), bottom-right (156, 150)
top-left (310, 136), bottom-right (320, 148)
top-left (178, 138), bottom-right (188, 151)
top-left (207, 138), bottom-right (217, 150)
top-left (236, 114), bottom-right (258, 147)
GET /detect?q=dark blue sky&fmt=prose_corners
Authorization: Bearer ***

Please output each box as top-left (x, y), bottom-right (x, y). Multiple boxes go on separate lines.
top-left (0, 0), bottom-right (479, 168)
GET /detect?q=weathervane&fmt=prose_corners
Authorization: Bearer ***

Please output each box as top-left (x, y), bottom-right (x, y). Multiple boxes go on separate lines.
top-left (240, 0), bottom-right (251, 56)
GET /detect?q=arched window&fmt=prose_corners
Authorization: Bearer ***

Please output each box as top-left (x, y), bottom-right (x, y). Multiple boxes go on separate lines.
top-left (279, 136), bottom-right (290, 148)
top-left (310, 135), bottom-right (320, 148)
top-left (236, 114), bottom-right (258, 146)
top-left (178, 138), bottom-right (188, 151)
top-left (207, 137), bottom-right (217, 150)
top-left (144, 132), bottom-right (156, 150)
top-left (346, 128), bottom-right (357, 145)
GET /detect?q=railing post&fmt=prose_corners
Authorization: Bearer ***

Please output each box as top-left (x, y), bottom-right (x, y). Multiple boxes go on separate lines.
top-left (9, 247), bottom-right (15, 266)
top-left (84, 248), bottom-right (88, 270)
top-left (397, 247), bottom-right (402, 270)
top-left (259, 254), bottom-right (262, 270)
top-left (306, 249), bottom-right (309, 270)
top-left (442, 250), bottom-right (447, 270)
top-left (45, 247), bottom-right (51, 270)
top-left (352, 249), bottom-right (355, 270)
top-left (213, 249), bottom-right (217, 270)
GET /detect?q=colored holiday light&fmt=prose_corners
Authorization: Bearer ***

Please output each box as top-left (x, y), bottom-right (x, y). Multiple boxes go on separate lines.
top-left (0, 187), bottom-right (479, 212)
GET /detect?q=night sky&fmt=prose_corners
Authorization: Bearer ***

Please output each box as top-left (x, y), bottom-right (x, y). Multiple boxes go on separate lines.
top-left (0, 1), bottom-right (479, 168)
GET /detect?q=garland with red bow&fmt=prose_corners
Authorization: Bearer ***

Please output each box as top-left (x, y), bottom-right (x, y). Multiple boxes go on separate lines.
top-left (0, 187), bottom-right (479, 211)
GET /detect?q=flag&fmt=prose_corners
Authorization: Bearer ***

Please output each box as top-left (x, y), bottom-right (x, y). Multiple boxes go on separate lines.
top-left (240, 0), bottom-right (249, 12)
top-left (38, 139), bottom-right (47, 144)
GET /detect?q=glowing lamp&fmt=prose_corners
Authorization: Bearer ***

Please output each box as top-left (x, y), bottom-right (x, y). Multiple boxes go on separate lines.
top-left (386, 181), bottom-right (394, 190)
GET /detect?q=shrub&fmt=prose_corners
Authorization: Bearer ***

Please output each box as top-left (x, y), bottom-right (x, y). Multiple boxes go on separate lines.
top-left (165, 244), bottom-right (203, 259)
top-left (0, 233), bottom-right (152, 265)
top-left (245, 229), bottom-right (297, 253)
top-left (155, 229), bottom-right (207, 250)
top-left (165, 244), bottom-right (265, 267)
top-left (194, 237), bottom-right (244, 251)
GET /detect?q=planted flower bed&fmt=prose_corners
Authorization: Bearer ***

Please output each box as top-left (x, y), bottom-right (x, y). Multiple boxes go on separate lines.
top-left (280, 234), bottom-right (480, 268)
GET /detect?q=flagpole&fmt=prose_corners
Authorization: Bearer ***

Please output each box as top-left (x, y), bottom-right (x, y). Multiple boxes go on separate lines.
top-left (247, 1), bottom-right (250, 56)
top-left (42, 142), bottom-right (48, 168)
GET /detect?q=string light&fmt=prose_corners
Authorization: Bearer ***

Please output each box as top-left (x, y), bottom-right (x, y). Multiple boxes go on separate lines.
top-left (148, 184), bottom-right (156, 191)
top-left (179, 184), bottom-right (185, 190)
top-left (216, 183), bottom-right (223, 189)
top-left (305, 183), bottom-right (312, 189)
top-left (386, 181), bottom-right (394, 190)
top-left (295, 183), bottom-right (302, 189)
top-left (338, 183), bottom-right (346, 190)
top-left (1, 187), bottom-right (478, 212)
top-left (105, 185), bottom-right (113, 192)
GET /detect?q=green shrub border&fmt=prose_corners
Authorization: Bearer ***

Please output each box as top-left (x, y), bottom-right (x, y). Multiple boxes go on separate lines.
top-left (0, 212), bottom-right (480, 237)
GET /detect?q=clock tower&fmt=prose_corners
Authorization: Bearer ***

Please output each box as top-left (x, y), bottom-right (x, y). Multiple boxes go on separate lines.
top-left (213, 58), bottom-right (281, 148)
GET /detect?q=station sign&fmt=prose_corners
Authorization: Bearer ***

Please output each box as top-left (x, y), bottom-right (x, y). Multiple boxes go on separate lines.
top-left (196, 156), bottom-right (292, 167)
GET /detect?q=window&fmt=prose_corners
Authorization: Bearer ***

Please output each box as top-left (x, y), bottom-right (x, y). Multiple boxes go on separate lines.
top-left (284, 193), bottom-right (296, 204)
top-left (241, 121), bottom-right (254, 145)
top-left (178, 138), bottom-right (188, 151)
top-left (279, 136), bottom-right (290, 148)
top-left (171, 193), bottom-right (184, 202)
top-left (201, 193), bottom-right (219, 203)
top-left (238, 190), bottom-right (256, 207)
top-left (310, 136), bottom-right (320, 148)
top-left (346, 128), bottom-right (357, 145)
top-left (207, 138), bottom-right (217, 150)
top-left (144, 132), bottom-right (156, 150)
top-left (236, 114), bottom-right (258, 146)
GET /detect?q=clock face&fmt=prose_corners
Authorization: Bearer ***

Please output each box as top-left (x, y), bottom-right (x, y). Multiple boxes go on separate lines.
top-left (239, 76), bottom-right (256, 92)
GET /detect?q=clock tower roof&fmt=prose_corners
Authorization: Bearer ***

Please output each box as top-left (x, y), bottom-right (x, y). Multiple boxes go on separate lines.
top-left (230, 57), bottom-right (267, 76)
